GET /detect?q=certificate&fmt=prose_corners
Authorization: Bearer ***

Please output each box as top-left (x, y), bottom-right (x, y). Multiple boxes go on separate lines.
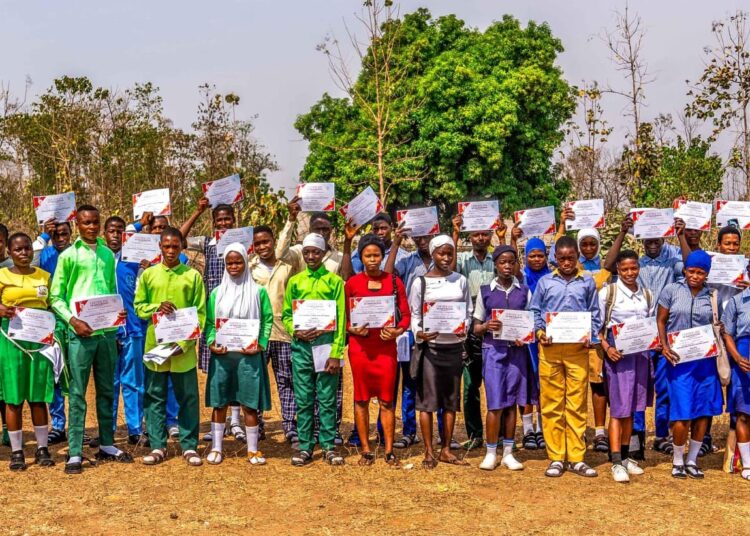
top-left (296, 183), bottom-right (335, 212)
top-left (33, 192), bottom-right (76, 225)
top-left (396, 207), bottom-right (439, 237)
top-left (422, 302), bottom-right (467, 335)
top-left (349, 296), bottom-right (396, 328)
top-left (312, 343), bottom-right (333, 372)
top-left (458, 200), bottom-right (500, 232)
top-left (611, 317), bottom-right (660, 355)
top-left (338, 186), bottom-right (383, 228)
top-left (202, 174), bottom-right (244, 207)
top-left (121, 232), bottom-right (161, 264)
top-left (7, 308), bottom-right (56, 345)
top-left (74, 294), bottom-right (125, 332)
top-left (545, 312), bottom-right (591, 343)
top-left (715, 200), bottom-right (750, 229)
top-left (215, 318), bottom-right (260, 351)
top-left (153, 307), bottom-right (202, 344)
top-left (630, 208), bottom-right (675, 239)
top-left (673, 200), bottom-right (712, 231)
top-left (706, 253), bottom-right (748, 286)
top-left (292, 300), bottom-right (337, 331)
top-left (667, 324), bottom-right (718, 365)
top-left (514, 206), bottom-right (556, 237)
top-left (132, 188), bottom-right (171, 220)
top-left (215, 227), bottom-right (254, 257)
top-left (491, 309), bottom-right (535, 343)
top-left (565, 199), bottom-right (604, 231)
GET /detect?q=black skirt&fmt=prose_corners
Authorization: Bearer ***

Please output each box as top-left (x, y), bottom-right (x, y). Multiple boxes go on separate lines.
top-left (416, 342), bottom-right (465, 412)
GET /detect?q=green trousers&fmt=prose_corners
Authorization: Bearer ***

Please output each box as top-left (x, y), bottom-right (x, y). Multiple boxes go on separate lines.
top-left (67, 332), bottom-right (118, 457)
top-left (463, 335), bottom-right (484, 441)
top-left (291, 338), bottom-right (339, 452)
top-left (144, 367), bottom-right (199, 451)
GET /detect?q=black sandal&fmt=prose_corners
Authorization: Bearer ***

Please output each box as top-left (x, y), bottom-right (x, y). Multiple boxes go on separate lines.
top-left (323, 450), bottom-right (345, 466)
top-left (35, 447), bottom-right (55, 467)
top-left (523, 432), bottom-right (538, 450)
top-left (393, 434), bottom-right (419, 449)
top-left (95, 450), bottom-right (135, 463)
top-left (48, 428), bottom-right (66, 445)
top-left (685, 464), bottom-right (705, 479)
top-left (9, 450), bottom-right (27, 472)
top-left (384, 452), bottom-right (400, 467)
top-left (671, 464), bottom-right (687, 479)
top-left (593, 435), bottom-right (610, 453)
top-left (358, 452), bottom-right (375, 466)
top-left (291, 450), bottom-right (313, 467)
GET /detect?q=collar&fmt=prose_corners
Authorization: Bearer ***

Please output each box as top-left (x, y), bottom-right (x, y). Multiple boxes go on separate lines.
top-left (471, 250), bottom-right (491, 264)
top-left (74, 236), bottom-right (106, 249)
top-left (305, 264), bottom-right (329, 277)
top-left (158, 262), bottom-right (187, 274)
top-left (615, 278), bottom-right (643, 300)
top-left (677, 279), bottom-right (711, 297)
top-left (551, 267), bottom-right (584, 280)
top-left (489, 276), bottom-right (521, 291)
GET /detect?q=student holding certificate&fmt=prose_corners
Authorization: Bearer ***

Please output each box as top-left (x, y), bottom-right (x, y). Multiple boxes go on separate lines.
top-left (205, 243), bottom-right (274, 466)
top-left (134, 227), bottom-right (207, 467)
top-left (0, 233), bottom-right (58, 470)
top-left (597, 250), bottom-right (656, 483)
top-left (656, 250), bottom-right (723, 479)
top-left (408, 235), bottom-right (473, 469)
top-left (344, 233), bottom-right (410, 466)
top-left (471, 245), bottom-right (535, 472)
top-left (529, 236), bottom-right (602, 478)
top-left (282, 233), bottom-right (346, 467)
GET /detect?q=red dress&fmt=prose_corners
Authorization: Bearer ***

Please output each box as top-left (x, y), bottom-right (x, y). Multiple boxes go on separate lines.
top-left (345, 271), bottom-right (410, 403)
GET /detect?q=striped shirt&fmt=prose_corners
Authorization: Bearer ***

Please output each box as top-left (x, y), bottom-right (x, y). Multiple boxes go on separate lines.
top-left (722, 287), bottom-right (750, 338)
top-left (638, 246), bottom-right (683, 302)
top-left (456, 250), bottom-right (495, 298)
top-left (657, 280), bottom-right (715, 333)
top-left (395, 251), bottom-right (432, 294)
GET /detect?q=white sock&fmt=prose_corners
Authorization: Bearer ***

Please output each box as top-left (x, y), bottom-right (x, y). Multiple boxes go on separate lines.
top-left (595, 427), bottom-right (605, 437)
top-left (100, 444), bottom-right (123, 456)
top-left (34, 426), bottom-right (49, 449)
top-left (9, 430), bottom-right (23, 451)
top-left (673, 443), bottom-right (685, 466)
top-left (738, 442), bottom-right (750, 469)
top-left (535, 412), bottom-right (542, 433)
top-left (629, 433), bottom-right (640, 452)
top-left (68, 456), bottom-right (82, 464)
top-left (211, 422), bottom-right (225, 452)
top-left (687, 439), bottom-right (703, 466)
top-left (230, 406), bottom-right (241, 427)
top-left (502, 439), bottom-right (514, 457)
top-left (485, 443), bottom-right (498, 456)
top-left (522, 414), bottom-right (533, 435)
top-left (247, 425), bottom-right (259, 453)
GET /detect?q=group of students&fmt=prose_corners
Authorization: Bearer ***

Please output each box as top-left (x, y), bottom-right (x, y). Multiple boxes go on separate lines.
top-left (1, 195), bottom-right (750, 483)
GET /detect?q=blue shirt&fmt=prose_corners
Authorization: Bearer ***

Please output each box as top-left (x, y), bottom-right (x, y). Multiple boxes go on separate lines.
top-left (351, 245), bottom-right (408, 274)
top-left (394, 251), bottom-right (432, 294)
top-left (723, 287), bottom-right (750, 339)
top-left (638, 246), bottom-right (683, 303)
top-left (39, 245), bottom-right (66, 277)
top-left (657, 280), bottom-right (715, 333)
top-left (115, 252), bottom-right (146, 339)
top-left (530, 269), bottom-right (602, 342)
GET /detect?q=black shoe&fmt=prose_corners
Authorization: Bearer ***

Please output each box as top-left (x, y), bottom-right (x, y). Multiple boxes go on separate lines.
top-left (291, 450), bottom-right (313, 467)
top-left (671, 464), bottom-right (687, 479)
top-left (95, 450), bottom-right (134, 463)
top-left (593, 434), bottom-right (610, 453)
top-left (87, 434), bottom-right (99, 448)
top-left (9, 450), bottom-right (27, 472)
top-left (128, 434), bottom-right (150, 447)
top-left (48, 428), bottom-right (66, 445)
top-left (685, 464), bottom-right (705, 480)
top-left (35, 447), bottom-right (55, 467)
top-left (64, 455), bottom-right (83, 475)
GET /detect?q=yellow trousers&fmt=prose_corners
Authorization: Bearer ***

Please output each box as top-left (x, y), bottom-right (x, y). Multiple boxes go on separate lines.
top-left (538, 344), bottom-right (590, 463)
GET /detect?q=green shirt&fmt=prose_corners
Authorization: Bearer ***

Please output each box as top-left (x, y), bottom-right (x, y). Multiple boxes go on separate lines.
top-left (205, 286), bottom-right (274, 351)
top-left (134, 262), bottom-right (207, 372)
top-left (282, 264), bottom-right (346, 359)
top-left (457, 250), bottom-right (495, 298)
top-left (50, 237), bottom-right (118, 332)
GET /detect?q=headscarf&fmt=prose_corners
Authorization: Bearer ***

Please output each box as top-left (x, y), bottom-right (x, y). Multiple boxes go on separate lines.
top-left (429, 234), bottom-right (454, 256)
top-left (492, 245), bottom-right (517, 263)
top-left (577, 228), bottom-right (602, 272)
top-left (302, 233), bottom-right (326, 251)
top-left (357, 233), bottom-right (385, 257)
top-left (215, 243), bottom-right (260, 320)
top-left (685, 249), bottom-right (712, 274)
top-left (523, 237), bottom-right (550, 294)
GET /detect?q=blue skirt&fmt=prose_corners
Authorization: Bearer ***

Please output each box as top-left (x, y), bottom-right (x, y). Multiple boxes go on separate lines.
top-left (666, 352), bottom-right (723, 421)
top-left (482, 344), bottom-right (537, 411)
top-left (727, 336), bottom-right (750, 415)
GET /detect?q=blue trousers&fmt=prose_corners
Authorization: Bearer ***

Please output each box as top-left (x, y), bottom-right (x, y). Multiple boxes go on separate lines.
top-left (113, 337), bottom-right (145, 435)
top-left (49, 384), bottom-right (66, 431)
top-left (653, 353), bottom-right (671, 438)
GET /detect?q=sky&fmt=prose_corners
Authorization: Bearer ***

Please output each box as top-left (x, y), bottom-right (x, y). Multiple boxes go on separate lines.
top-left (2, 0), bottom-right (748, 195)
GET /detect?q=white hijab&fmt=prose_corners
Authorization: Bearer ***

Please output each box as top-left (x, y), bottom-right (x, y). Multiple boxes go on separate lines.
top-left (214, 243), bottom-right (259, 320)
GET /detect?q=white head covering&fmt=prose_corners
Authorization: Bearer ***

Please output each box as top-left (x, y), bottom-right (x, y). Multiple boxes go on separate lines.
top-left (215, 242), bottom-right (259, 320)
top-left (576, 228), bottom-right (601, 257)
top-left (429, 234), bottom-right (455, 256)
top-left (302, 233), bottom-right (326, 251)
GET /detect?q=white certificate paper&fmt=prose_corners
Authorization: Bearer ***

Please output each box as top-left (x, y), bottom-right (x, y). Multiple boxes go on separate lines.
top-left (33, 192), bottom-right (77, 225)
top-left (565, 199), bottom-right (605, 231)
top-left (202, 174), bottom-right (244, 207)
top-left (312, 343), bottom-right (333, 372)
top-left (215, 318), bottom-right (260, 351)
top-left (630, 208), bottom-right (675, 239)
top-left (338, 186), bottom-right (384, 228)
top-left (296, 183), bottom-right (335, 212)
top-left (514, 206), bottom-right (556, 237)
top-left (349, 296), bottom-right (396, 328)
top-left (458, 200), bottom-right (500, 232)
top-left (74, 294), bottom-right (125, 332)
top-left (545, 312), bottom-right (591, 343)
top-left (715, 200), bottom-right (750, 230)
top-left (707, 253), bottom-right (748, 286)
top-left (153, 307), bottom-right (201, 344)
top-left (132, 188), bottom-right (171, 220)
top-left (215, 227), bottom-right (254, 257)
top-left (121, 232), bottom-right (161, 264)
top-left (491, 309), bottom-right (535, 343)
top-left (667, 324), bottom-right (718, 365)
top-left (422, 302), bottom-right (467, 335)
top-left (396, 207), bottom-right (439, 237)
top-left (7, 307), bottom-right (57, 345)
top-left (292, 300), bottom-right (337, 331)
top-left (612, 317), bottom-right (660, 355)
top-left (673, 200), bottom-right (712, 231)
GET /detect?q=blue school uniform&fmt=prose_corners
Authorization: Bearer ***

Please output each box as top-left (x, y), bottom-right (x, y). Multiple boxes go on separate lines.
top-left (722, 289), bottom-right (750, 415)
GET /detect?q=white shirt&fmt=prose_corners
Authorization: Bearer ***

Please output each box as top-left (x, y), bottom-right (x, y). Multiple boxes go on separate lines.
top-left (408, 271), bottom-right (473, 345)
top-left (598, 278), bottom-right (655, 329)
top-left (472, 277), bottom-right (531, 321)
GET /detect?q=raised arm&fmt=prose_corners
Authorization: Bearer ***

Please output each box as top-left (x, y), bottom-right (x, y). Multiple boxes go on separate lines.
top-left (339, 219), bottom-right (358, 282)
top-left (603, 214), bottom-right (633, 273)
top-left (180, 197), bottom-right (210, 239)
top-left (384, 224), bottom-right (407, 275)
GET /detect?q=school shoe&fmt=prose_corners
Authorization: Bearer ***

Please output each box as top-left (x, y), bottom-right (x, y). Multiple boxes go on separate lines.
top-left (501, 454), bottom-right (524, 471)
top-left (9, 451), bottom-right (27, 472)
top-left (622, 458), bottom-right (644, 476)
top-left (685, 464), bottom-right (705, 480)
top-left (94, 450), bottom-right (135, 464)
top-left (48, 428), bottom-right (66, 445)
top-left (611, 463), bottom-right (630, 483)
top-left (479, 452), bottom-right (498, 471)
top-left (35, 447), bottom-right (55, 467)
top-left (291, 450), bottom-right (313, 467)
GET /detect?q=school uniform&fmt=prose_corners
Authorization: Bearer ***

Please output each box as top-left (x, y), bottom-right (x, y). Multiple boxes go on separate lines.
top-left (723, 288), bottom-right (750, 416)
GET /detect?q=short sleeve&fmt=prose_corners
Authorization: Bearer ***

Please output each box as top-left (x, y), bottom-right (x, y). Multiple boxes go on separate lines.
top-left (657, 283), bottom-right (674, 310)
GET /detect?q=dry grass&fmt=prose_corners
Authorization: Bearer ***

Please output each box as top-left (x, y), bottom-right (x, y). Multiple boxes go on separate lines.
top-left (1, 370), bottom-right (749, 536)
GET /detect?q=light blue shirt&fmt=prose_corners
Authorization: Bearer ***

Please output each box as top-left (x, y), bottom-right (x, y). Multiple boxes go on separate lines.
top-left (351, 245), bottom-right (409, 274)
top-left (722, 287), bottom-right (750, 339)
top-left (657, 280), bottom-right (715, 333)
top-left (394, 251), bottom-right (432, 294)
top-left (638, 245), bottom-right (683, 302)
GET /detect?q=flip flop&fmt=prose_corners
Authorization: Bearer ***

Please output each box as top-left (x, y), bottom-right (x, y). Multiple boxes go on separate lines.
top-left (439, 455), bottom-right (469, 466)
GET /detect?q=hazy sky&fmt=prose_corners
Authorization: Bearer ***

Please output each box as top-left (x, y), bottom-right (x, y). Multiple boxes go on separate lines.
top-left (2, 0), bottom-right (747, 195)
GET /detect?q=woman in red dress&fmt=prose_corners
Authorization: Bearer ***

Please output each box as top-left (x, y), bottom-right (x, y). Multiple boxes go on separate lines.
top-left (345, 233), bottom-right (410, 466)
